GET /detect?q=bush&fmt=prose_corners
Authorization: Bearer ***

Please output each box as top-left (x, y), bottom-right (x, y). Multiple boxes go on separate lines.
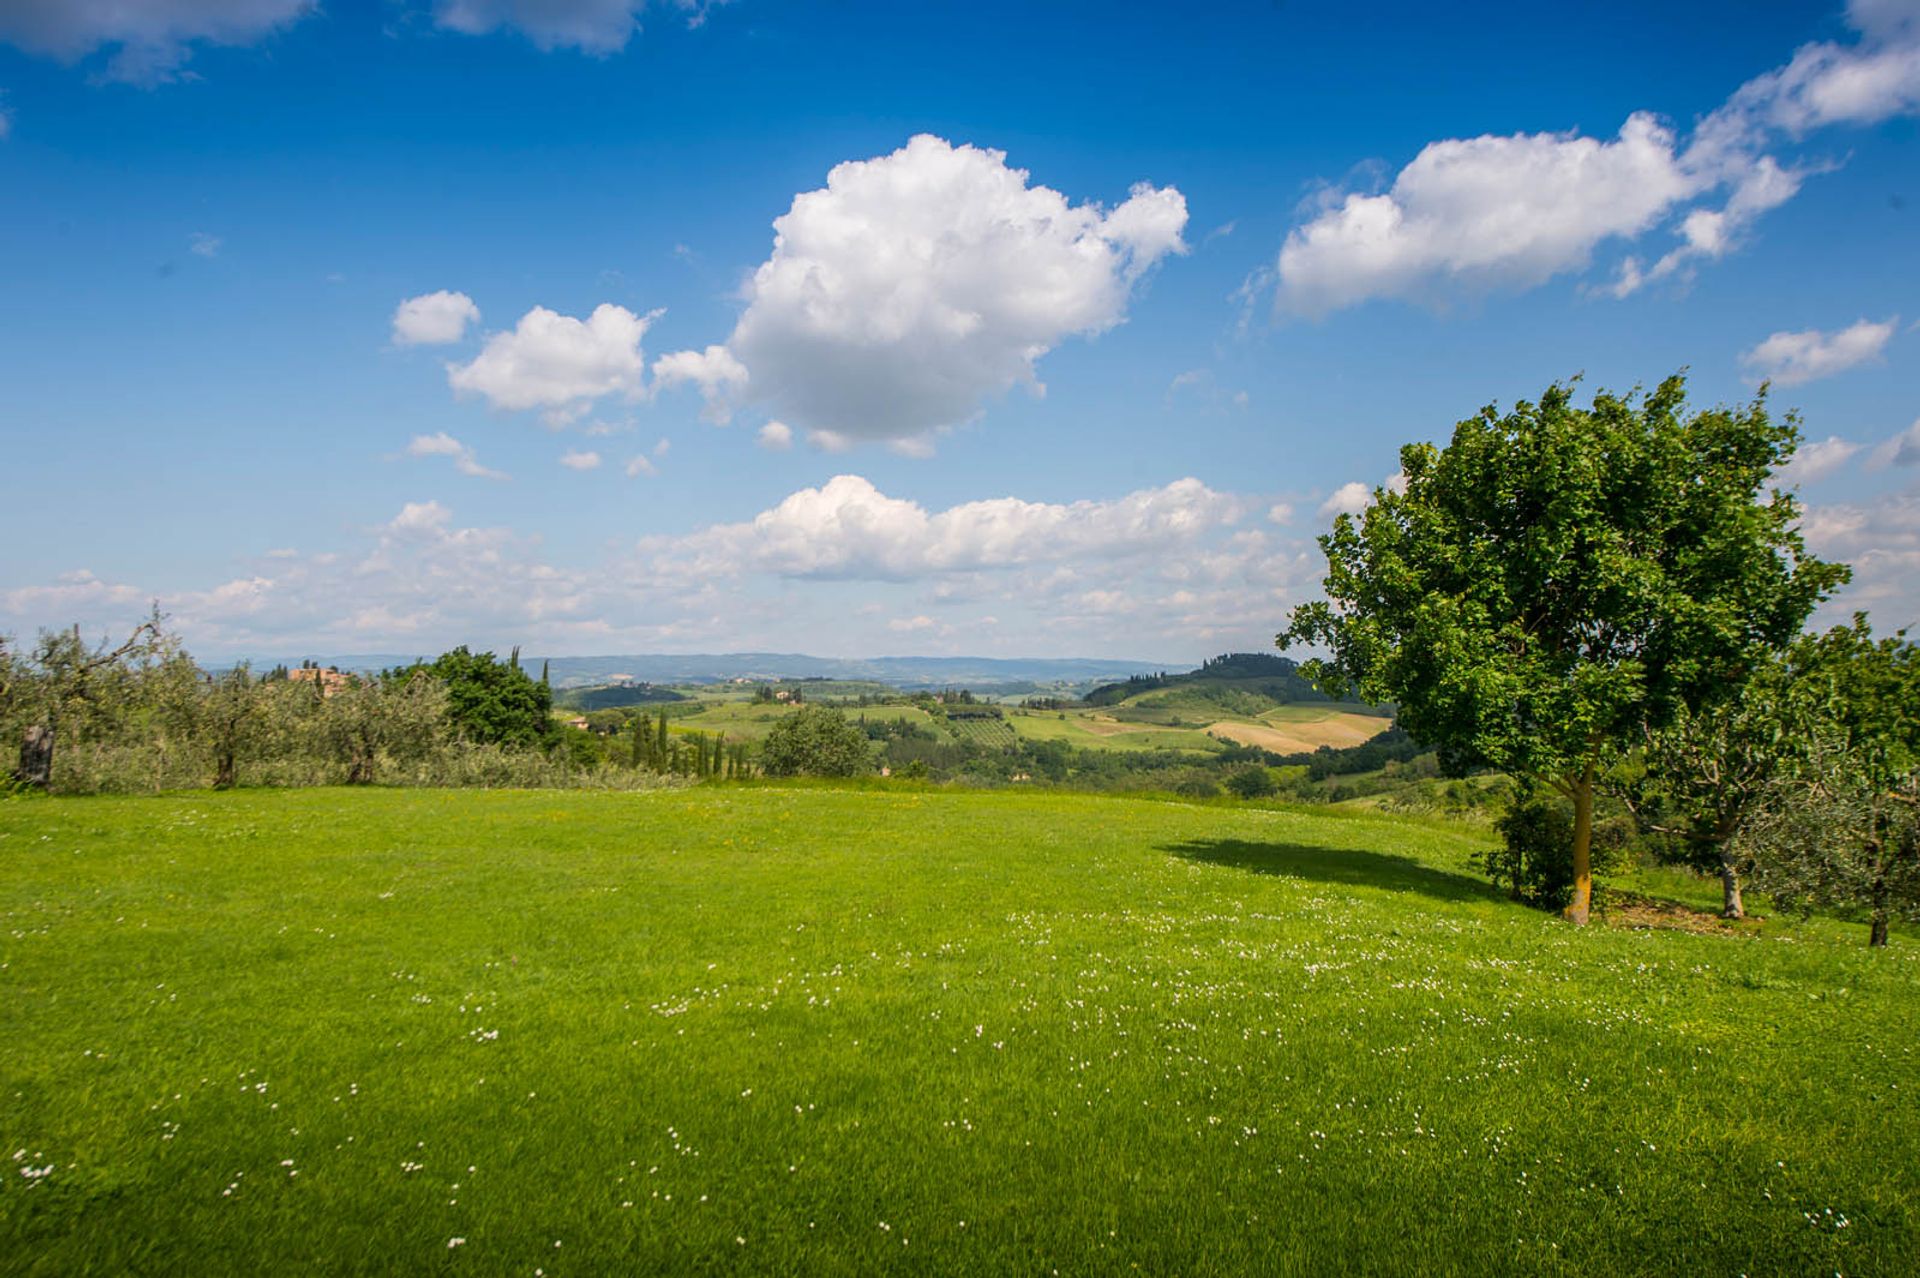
top-left (1224, 765), bottom-right (1279, 799)
top-left (1478, 793), bottom-right (1636, 910)
top-left (760, 706), bottom-right (872, 778)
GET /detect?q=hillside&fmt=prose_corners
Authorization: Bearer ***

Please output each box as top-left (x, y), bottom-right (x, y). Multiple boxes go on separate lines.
top-left (1082, 652), bottom-right (1372, 712)
top-left (3, 788), bottom-right (1913, 1275)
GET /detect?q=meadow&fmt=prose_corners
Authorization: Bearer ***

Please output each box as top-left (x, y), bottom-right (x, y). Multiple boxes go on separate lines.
top-left (3, 786), bottom-right (1915, 1275)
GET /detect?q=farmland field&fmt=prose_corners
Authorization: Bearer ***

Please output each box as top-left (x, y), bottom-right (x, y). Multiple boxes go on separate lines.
top-left (3, 787), bottom-right (1915, 1275)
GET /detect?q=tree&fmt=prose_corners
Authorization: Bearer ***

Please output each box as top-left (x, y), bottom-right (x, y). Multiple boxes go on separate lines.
top-left (1618, 655), bottom-right (1797, 918)
top-left (760, 706), bottom-right (872, 778)
top-left (201, 664), bottom-right (262, 789)
top-left (1741, 618), bottom-right (1920, 946)
top-left (1280, 376), bottom-right (1846, 924)
top-left (317, 669), bottom-right (447, 784)
top-left (410, 647), bottom-right (552, 749)
top-left (4, 610), bottom-right (165, 790)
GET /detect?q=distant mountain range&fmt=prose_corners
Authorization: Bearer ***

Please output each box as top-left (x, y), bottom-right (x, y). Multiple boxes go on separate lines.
top-left (277, 652), bottom-right (1182, 690)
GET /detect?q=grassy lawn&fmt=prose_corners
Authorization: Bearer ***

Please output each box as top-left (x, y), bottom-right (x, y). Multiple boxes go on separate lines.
top-left (2, 787), bottom-right (1915, 1275)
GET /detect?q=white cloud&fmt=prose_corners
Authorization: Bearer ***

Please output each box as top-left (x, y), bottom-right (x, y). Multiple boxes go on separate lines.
top-left (1316, 482), bottom-right (1372, 519)
top-left (404, 432), bottom-right (507, 480)
top-left (1740, 317), bottom-right (1897, 386)
top-left (1709, 0), bottom-right (1920, 140)
top-left (662, 474), bottom-right (1242, 581)
top-left (1778, 435), bottom-right (1863, 486)
top-left (1868, 417), bottom-right (1920, 469)
top-left (393, 290), bottom-right (481, 346)
top-left (887, 614), bottom-right (939, 634)
top-left (658, 134), bottom-right (1187, 442)
top-left (1266, 502), bottom-right (1294, 525)
top-left (625, 454), bottom-right (658, 478)
top-left (389, 500), bottom-right (453, 534)
top-left (650, 344), bottom-right (747, 422)
top-left (0, 0), bottom-right (315, 85)
top-left (1, 477), bottom-right (1320, 659)
top-left (1275, 113), bottom-right (1696, 315)
top-left (1270, 2), bottom-right (1920, 314)
top-left (559, 449), bottom-right (602, 471)
top-left (448, 303), bottom-right (653, 420)
top-left (189, 232), bottom-right (221, 258)
top-left (806, 429), bottom-right (854, 454)
top-left (429, 0), bottom-right (717, 54)
top-left (1802, 482), bottom-right (1920, 628)
top-left (757, 421), bottom-right (793, 451)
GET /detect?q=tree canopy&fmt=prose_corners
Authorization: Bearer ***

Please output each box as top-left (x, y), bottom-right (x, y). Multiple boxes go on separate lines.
top-left (1281, 375), bottom-right (1847, 923)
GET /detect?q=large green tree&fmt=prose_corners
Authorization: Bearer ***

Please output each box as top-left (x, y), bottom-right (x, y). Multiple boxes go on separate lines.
top-left (1280, 376), bottom-right (1846, 924)
top-left (409, 646), bottom-right (554, 749)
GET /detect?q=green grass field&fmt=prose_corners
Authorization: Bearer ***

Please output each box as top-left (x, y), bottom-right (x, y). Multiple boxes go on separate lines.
top-left (1005, 708), bottom-right (1224, 753)
top-left (3, 787), bottom-right (1915, 1275)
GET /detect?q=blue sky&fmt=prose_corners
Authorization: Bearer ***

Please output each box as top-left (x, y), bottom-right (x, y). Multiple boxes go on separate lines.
top-left (1, 0), bottom-right (1916, 661)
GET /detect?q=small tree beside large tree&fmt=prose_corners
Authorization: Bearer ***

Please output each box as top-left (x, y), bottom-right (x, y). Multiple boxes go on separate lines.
top-left (1280, 375), bottom-right (1846, 924)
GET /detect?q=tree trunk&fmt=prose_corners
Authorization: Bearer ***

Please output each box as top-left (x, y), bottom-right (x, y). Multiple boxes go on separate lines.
top-left (213, 746), bottom-right (236, 790)
top-left (1718, 846), bottom-right (1745, 920)
top-left (16, 724), bottom-right (54, 789)
top-left (1564, 763), bottom-right (1595, 926)
top-left (1869, 872), bottom-right (1889, 948)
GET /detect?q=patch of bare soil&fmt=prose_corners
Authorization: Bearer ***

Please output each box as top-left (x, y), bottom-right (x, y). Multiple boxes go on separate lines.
top-left (1599, 891), bottom-right (1764, 936)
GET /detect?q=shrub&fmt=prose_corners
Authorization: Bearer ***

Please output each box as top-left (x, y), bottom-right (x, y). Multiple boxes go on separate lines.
top-left (760, 706), bottom-right (872, 778)
top-left (1478, 793), bottom-right (1635, 910)
top-left (1224, 765), bottom-right (1279, 799)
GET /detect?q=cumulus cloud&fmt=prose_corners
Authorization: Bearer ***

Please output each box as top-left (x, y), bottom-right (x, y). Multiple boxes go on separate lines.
top-left (625, 453), bottom-right (658, 478)
top-left (650, 344), bottom-right (747, 422)
top-left (659, 474), bottom-right (1241, 581)
top-left (1867, 417), bottom-right (1920, 469)
top-left (0, 0), bottom-right (315, 85)
top-left (559, 449), bottom-right (601, 471)
top-left (757, 421), bottom-right (793, 451)
top-left (429, 0), bottom-right (717, 53)
top-left (1268, 1), bottom-right (1920, 314)
top-left (404, 432), bottom-right (507, 480)
top-left (393, 290), bottom-right (481, 346)
top-left (1802, 482), bottom-right (1920, 627)
top-left (1777, 435), bottom-right (1863, 486)
top-left (1276, 113), bottom-right (1697, 315)
top-left (654, 135), bottom-right (1187, 442)
top-left (189, 232), bottom-right (221, 258)
top-left (1740, 317), bottom-right (1897, 386)
top-left (448, 303), bottom-right (653, 423)
top-left (1317, 481), bottom-right (1373, 519)
top-left (1, 474), bottom-right (1321, 658)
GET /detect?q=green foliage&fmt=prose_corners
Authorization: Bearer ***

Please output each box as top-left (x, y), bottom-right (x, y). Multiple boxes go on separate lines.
top-left (1282, 375), bottom-right (1847, 920)
top-left (759, 706), bottom-right (872, 778)
top-left (1223, 764), bottom-right (1279, 799)
top-left (411, 646), bottom-right (554, 749)
top-left (1283, 376), bottom-right (1844, 782)
top-left (1740, 618), bottom-right (1920, 944)
top-left (1083, 652), bottom-right (1333, 708)
top-left (1479, 791), bottom-right (1635, 910)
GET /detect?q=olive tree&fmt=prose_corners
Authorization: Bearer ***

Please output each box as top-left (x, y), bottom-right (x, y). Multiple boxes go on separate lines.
top-left (1281, 376), bottom-right (1845, 924)
top-left (1741, 618), bottom-right (1919, 946)
top-left (760, 706), bottom-right (872, 778)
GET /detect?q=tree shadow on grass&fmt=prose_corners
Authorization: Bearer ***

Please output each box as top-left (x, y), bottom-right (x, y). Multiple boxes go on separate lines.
top-left (1162, 838), bottom-right (1504, 906)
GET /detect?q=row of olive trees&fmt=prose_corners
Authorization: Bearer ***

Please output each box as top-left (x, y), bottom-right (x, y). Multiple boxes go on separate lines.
top-left (1, 617), bottom-right (662, 793)
top-left (1283, 374), bottom-right (1916, 945)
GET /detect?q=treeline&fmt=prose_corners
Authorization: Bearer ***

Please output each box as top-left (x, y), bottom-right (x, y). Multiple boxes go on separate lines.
top-left (0, 619), bottom-right (672, 793)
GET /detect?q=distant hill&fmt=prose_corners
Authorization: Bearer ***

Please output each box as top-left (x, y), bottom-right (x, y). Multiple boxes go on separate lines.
top-left (271, 651), bottom-right (1177, 691)
top-left (554, 684), bottom-right (690, 711)
top-left (1083, 652), bottom-right (1360, 712)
